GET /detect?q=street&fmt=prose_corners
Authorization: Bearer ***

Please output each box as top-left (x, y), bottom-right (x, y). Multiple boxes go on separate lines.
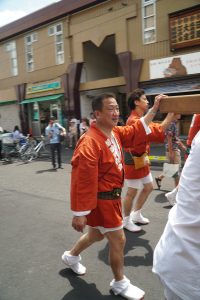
top-left (0, 156), bottom-right (175, 300)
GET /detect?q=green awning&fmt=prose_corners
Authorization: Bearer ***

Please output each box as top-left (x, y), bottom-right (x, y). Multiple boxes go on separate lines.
top-left (21, 94), bottom-right (63, 104)
top-left (0, 100), bottom-right (17, 106)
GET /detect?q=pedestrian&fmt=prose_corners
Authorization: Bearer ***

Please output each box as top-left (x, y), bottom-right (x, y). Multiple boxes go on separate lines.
top-left (12, 125), bottom-right (24, 141)
top-left (0, 125), bottom-right (3, 160)
top-left (79, 117), bottom-right (89, 136)
top-left (155, 116), bottom-right (182, 191)
top-left (68, 118), bottom-right (78, 148)
top-left (45, 116), bottom-right (66, 170)
top-left (164, 113), bottom-right (200, 206)
top-left (61, 92), bottom-right (172, 300)
top-left (123, 89), bottom-right (175, 232)
top-left (153, 130), bottom-right (200, 300)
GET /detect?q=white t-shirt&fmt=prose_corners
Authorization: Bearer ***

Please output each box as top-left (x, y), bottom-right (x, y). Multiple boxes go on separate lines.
top-left (153, 130), bottom-right (200, 300)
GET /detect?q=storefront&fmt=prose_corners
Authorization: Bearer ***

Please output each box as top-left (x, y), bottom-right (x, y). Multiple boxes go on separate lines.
top-left (140, 51), bottom-right (200, 135)
top-left (21, 80), bottom-right (65, 136)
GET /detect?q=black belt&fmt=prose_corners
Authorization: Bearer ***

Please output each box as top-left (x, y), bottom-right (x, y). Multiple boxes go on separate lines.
top-left (98, 188), bottom-right (122, 200)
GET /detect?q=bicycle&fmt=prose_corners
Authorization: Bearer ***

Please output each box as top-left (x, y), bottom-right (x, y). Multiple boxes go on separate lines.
top-left (23, 136), bottom-right (50, 162)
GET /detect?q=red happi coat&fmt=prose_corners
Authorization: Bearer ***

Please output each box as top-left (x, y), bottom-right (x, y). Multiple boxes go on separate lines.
top-left (70, 121), bottom-right (149, 228)
top-left (187, 114), bottom-right (200, 147)
top-left (124, 111), bottom-right (165, 179)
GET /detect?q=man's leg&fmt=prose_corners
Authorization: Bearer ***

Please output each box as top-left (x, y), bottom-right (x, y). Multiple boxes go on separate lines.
top-left (123, 187), bottom-right (141, 232)
top-left (56, 143), bottom-right (62, 168)
top-left (50, 143), bottom-right (56, 168)
top-left (62, 227), bottom-right (104, 275)
top-left (106, 229), bottom-right (145, 299)
top-left (70, 227), bottom-right (104, 256)
top-left (131, 182), bottom-right (153, 224)
top-left (105, 229), bottom-right (125, 281)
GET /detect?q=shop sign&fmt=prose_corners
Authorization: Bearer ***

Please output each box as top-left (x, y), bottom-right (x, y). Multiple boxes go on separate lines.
top-left (169, 5), bottom-right (200, 51)
top-left (149, 51), bottom-right (200, 79)
top-left (27, 81), bottom-right (61, 94)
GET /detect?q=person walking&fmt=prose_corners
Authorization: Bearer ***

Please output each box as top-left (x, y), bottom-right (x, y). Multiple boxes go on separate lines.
top-left (61, 92), bottom-right (173, 300)
top-left (123, 89), bottom-right (175, 232)
top-left (155, 116), bottom-right (182, 190)
top-left (45, 116), bottom-right (66, 170)
top-left (153, 130), bottom-right (200, 300)
top-left (164, 113), bottom-right (200, 206)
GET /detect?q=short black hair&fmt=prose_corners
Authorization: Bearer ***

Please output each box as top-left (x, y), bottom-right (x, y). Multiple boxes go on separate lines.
top-left (92, 93), bottom-right (116, 112)
top-left (127, 88), bottom-right (145, 110)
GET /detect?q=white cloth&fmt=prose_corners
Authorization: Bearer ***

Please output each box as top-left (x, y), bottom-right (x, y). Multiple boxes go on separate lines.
top-left (125, 173), bottom-right (153, 189)
top-left (153, 131), bottom-right (200, 300)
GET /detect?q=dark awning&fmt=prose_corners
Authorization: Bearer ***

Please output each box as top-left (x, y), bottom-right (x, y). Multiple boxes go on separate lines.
top-left (0, 100), bottom-right (17, 106)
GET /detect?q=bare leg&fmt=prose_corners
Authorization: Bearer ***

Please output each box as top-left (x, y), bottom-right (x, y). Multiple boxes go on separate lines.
top-left (70, 227), bottom-right (104, 256)
top-left (105, 229), bottom-right (126, 281)
top-left (134, 182), bottom-right (153, 211)
top-left (123, 187), bottom-right (138, 216)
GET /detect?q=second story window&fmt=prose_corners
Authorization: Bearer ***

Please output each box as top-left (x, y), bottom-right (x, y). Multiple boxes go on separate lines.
top-left (5, 41), bottom-right (18, 76)
top-left (142, 0), bottom-right (156, 44)
top-left (24, 32), bottom-right (38, 72)
top-left (48, 23), bottom-right (64, 65)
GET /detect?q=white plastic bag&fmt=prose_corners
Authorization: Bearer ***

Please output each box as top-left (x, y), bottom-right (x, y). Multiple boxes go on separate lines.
top-left (163, 163), bottom-right (179, 177)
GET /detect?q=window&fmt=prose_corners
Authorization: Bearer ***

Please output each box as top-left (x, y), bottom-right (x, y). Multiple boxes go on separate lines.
top-left (48, 23), bottom-right (64, 65)
top-left (5, 40), bottom-right (18, 76)
top-left (24, 32), bottom-right (37, 72)
top-left (142, 0), bottom-right (156, 44)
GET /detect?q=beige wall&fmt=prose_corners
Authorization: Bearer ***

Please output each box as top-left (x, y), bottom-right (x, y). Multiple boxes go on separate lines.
top-left (0, 0), bottom-right (199, 90)
top-left (0, 104), bottom-right (20, 131)
top-left (127, 0), bottom-right (200, 81)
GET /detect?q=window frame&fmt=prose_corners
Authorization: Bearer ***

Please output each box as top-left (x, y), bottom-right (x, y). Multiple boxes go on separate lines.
top-left (5, 40), bottom-right (18, 76)
top-left (142, 0), bottom-right (156, 45)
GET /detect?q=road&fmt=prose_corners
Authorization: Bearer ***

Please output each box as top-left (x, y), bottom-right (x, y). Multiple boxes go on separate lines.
top-left (0, 157), bottom-right (175, 300)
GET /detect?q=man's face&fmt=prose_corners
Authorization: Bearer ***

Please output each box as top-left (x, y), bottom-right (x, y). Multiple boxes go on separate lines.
top-left (95, 97), bottom-right (119, 129)
top-left (49, 119), bottom-right (54, 125)
top-left (135, 94), bottom-right (149, 113)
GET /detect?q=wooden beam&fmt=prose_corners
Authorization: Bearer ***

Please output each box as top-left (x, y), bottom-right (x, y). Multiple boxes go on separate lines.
top-left (159, 94), bottom-right (200, 114)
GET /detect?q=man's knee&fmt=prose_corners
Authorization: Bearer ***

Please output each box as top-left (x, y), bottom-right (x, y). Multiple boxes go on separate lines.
top-left (143, 183), bottom-right (153, 194)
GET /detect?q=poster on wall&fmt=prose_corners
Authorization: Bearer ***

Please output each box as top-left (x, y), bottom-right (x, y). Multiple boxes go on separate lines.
top-left (149, 51), bottom-right (200, 79)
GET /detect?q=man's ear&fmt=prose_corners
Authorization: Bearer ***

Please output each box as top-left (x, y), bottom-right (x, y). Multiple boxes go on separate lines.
top-left (94, 111), bottom-right (100, 119)
top-left (134, 99), bottom-right (140, 106)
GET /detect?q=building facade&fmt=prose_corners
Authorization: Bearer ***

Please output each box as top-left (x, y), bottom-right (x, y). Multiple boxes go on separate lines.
top-left (0, 0), bottom-right (199, 135)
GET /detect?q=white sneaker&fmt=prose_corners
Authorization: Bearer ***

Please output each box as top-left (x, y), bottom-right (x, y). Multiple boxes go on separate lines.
top-left (165, 189), bottom-right (177, 206)
top-left (123, 217), bottom-right (142, 232)
top-left (110, 276), bottom-right (145, 300)
top-left (61, 251), bottom-right (86, 275)
top-left (131, 210), bottom-right (149, 225)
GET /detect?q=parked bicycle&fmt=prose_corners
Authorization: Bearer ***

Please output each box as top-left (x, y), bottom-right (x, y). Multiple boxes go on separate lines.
top-left (23, 136), bottom-right (50, 162)
top-left (1, 133), bottom-right (33, 163)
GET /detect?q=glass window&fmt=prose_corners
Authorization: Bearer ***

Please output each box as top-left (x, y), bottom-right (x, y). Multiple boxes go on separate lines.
top-left (24, 32), bottom-right (37, 72)
top-left (142, 0), bottom-right (156, 44)
top-left (5, 40), bottom-right (18, 76)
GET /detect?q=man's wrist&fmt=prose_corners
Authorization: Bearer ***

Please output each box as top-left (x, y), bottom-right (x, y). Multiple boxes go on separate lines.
top-left (149, 108), bottom-right (157, 115)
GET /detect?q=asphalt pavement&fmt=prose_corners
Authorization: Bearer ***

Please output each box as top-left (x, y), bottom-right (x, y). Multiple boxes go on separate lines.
top-left (0, 149), bottom-right (176, 300)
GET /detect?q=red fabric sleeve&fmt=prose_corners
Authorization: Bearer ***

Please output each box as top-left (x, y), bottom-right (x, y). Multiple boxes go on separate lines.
top-left (71, 137), bottom-right (100, 212)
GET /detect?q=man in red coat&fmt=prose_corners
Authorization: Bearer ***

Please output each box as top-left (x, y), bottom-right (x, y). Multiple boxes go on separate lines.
top-left (123, 89), bottom-right (175, 232)
top-left (61, 92), bottom-right (173, 300)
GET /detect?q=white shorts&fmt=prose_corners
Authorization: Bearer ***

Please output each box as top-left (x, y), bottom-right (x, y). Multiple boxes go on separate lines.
top-left (89, 225), bottom-right (123, 234)
top-left (125, 173), bottom-right (153, 190)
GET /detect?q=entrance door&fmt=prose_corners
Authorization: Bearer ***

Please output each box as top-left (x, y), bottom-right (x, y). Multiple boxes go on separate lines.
top-left (50, 102), bottom-right (62, 124)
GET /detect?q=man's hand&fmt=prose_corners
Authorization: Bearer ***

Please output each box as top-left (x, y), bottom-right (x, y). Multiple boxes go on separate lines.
top-left (72, 216), bottom-right (87, 232)
top-left (153, 94), bottom-right (168, 111)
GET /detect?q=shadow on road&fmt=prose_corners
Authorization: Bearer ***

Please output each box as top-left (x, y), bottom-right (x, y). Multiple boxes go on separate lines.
top-left (59, 269), bottom-right (116, 300)
top-left (36, 168), bottom-right (57, 173)
top-left (98, 230), bottom-right (153, 267)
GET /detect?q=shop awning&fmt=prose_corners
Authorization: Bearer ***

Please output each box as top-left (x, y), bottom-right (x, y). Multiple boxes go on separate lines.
top-left (21, 94), bottom-right (63, 104)
top-left (0, 100), bottom-right (17, 106)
